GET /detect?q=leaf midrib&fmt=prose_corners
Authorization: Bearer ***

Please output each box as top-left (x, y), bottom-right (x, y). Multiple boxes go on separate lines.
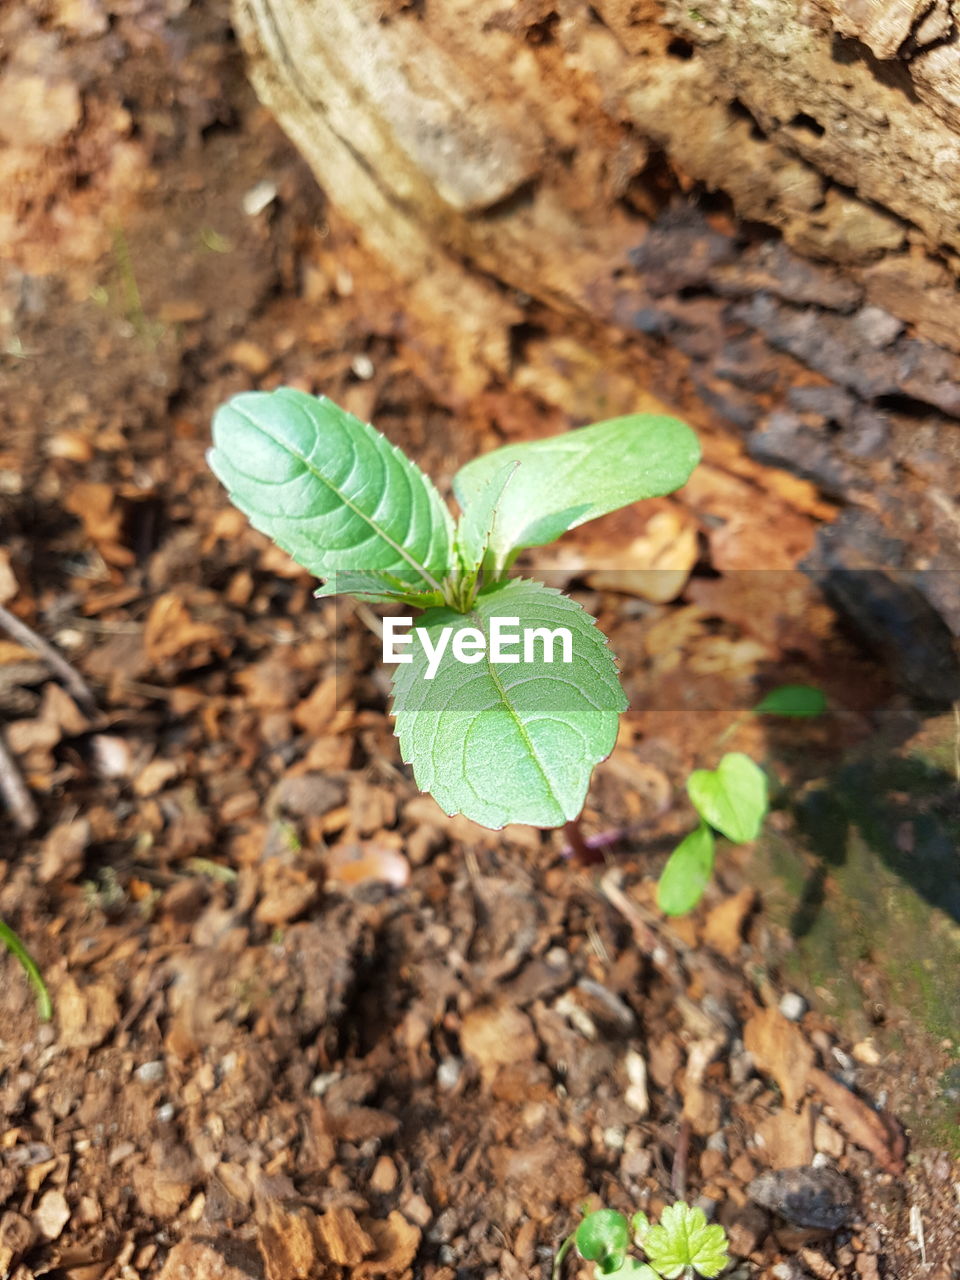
top-left (234, 405), bottom-right (444, 592)
top-left (469, 599), bottom-right (564, 820)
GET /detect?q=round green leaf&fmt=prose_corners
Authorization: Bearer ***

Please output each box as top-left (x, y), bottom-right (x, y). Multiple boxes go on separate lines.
top-left (656, 823), bottom-right (716, 916)
top-left (752, 684), bottom-right (826, 718)
top-left (686, 752), bottom-right (768, 844)
top-left (391, 579), bottom-right (627, 829)
top-left (575, 1209), bottom-right (631, 1270)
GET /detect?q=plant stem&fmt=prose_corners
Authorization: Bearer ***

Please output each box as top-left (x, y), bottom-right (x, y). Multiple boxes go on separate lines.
top-left (562, 815), bottom-right (613, 865)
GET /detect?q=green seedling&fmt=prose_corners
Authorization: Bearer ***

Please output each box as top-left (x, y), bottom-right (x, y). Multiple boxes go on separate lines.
top-left (657, 684), bottom-right (826, 914)
top-left (657, 753), bottom-right (768, 917)
top-left (0, 919), bottom-right (52, 1021)
top-left (554, 1201), bottom-right (730, 1279)
top-left (209, 387), bottom-right (699, 830)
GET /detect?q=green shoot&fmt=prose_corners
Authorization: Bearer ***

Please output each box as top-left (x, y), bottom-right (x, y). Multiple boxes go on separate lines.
top-left (658, 682), bottom-right (827, 915)
top-left (554, 1202), bottom-right (730, 1279)
top-left (0, 919), bottom-right (52, 1021)
top-left (209, 387), bottom-right (699, 831)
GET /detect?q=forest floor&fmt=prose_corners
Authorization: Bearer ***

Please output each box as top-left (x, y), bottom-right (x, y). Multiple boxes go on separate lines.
top-left (1, 3), bottom-right (958, 1279)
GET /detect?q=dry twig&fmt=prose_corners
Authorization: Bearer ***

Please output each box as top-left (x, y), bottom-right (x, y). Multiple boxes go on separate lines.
top-left (0, 729), bottom-right (39, 833)
top-left (0, 602), bottom-right (97, 714)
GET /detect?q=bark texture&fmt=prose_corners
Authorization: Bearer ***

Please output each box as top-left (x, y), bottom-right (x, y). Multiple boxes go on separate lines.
top-left (234, 0), bottom-right (960, 687)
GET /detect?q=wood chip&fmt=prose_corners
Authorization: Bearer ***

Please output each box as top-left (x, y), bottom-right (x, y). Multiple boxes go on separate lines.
top-left (38, 818), bottom-right (90, 884)
top-left (744, 1006), bottom-right (814, 1111)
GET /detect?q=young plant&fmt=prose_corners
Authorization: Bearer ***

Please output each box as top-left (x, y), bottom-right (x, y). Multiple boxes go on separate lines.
top-left (209, 388), bottom-right (699, 830)
top-left (554, 1201), bottom-right (730, 1279)
top-left (0, 919), bottom-right (52, 1021)
top-left (656, 685), bottom-right (826, 915)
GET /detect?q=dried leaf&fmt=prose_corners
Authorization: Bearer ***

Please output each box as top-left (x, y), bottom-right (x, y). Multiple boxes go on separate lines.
top-left (743, 1006), bottom-right (814, 1111)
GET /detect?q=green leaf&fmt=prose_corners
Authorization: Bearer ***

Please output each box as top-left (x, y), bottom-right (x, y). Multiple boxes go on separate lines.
top-left (575, 1210), bottom-right (631, 1271)
top-left (452, 414), bottom-right (700, 564)
top-left (687, 752), bottom-right (768, 843)
top-left (605, 1262), bottom-right (660, 1279)
top-left (642, 1203), bottom-right (730, 1279)
top-left (656, 823), bottom-right (716, 916)
top-left (631, 1211), bottom-right (652, 1246)
top-left (455, 461), bottom-right (518, 578)
top-left (0, 919), bottom-right (52, 1021)
top-left (313, 570), bottom-right (444, 608)
top-left (209, 388), bottom-right (455, 594)
top-left (752, 684), bottom-right (827, 718)
top-left (391, 579), bottom-right (627, 829)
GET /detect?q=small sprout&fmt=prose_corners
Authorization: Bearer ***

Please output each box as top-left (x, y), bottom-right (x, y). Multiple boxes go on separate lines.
top-left (555, 1202), bottom-right (730, 1279)
top-left (209, 387), bottom-right (699, 833)
top-left (0, 919), bottom-right (52, 1021)
top-left (657, 752), bottom-right (769, 916)
top-left (642, 1202), bottom-right (730, 1279)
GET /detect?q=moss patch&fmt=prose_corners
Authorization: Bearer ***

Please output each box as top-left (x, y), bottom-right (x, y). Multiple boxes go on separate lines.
top-left (749, 717), bottom-right (960, 1151)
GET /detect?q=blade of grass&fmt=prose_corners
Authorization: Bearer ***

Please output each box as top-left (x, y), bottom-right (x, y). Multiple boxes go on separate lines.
top-left (0, 919), bottom-right (52, 1021)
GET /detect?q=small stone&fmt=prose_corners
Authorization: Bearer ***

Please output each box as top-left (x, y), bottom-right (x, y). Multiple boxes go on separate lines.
top-left (726, 1203), bottom-right (768, 1258)
top-left (851, 1038), bottom-right (881, 1066)
top-left (242, 180), bottom-right (278, 216)
top-left (436, 1057), bottom-right (463, 1090)
top-left (156, 1103), bottom-right (175, 1123)
top-left (624, 1048), bottom-right (650, 1116)
top-left (33, 1191), bottom-right (70, 1240)
top-left (310, 1072), bottom-right (339, 1097)
top-left (134, 1060), bottom-right (165, 1084)
top-left (226, 340), bottom-right (272, 376)
top-left (460, 1004), bottom-right (538, 1082)
top-left (813, 1117), bottom-right (845, 1159)
top-left (748, 1165), bottom-right (855, 1230)
top-left (369, 1155), bottom-right (398, 1193)
top-left (778, 992), bottom-right (807, 1022)
top-left (401, 1193), bottom-right (433, 1227)
top-left (350, 354), bottom-right (375, 380)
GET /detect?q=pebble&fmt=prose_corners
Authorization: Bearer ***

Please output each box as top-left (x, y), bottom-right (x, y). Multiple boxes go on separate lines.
top-left (309, 1072), bottom-right (339, 1097)
top-left (852, 1038), bottom-right (881, 1066)
top-left (134, 1060), bottom-right (165, 1084)
top-left (156, 1103), bottom-right (175, 1124)
top-left (778, 992), bottom-right (807, 1021)
top-left (33, 1190), bottom-right (70, 1240)
top-left (242, 179), bottom-right (278, 216)
top-left (401, 1192), bottom-right (432, 1227)
top-left (624, 1049), bottom-right (650, 1116)
top-left (368, 1155), bottom-right (398, 1194)
top-left (436, 1056), bottom-right (463, 1090)
top-left (351, 353), bottom-right (375, 380)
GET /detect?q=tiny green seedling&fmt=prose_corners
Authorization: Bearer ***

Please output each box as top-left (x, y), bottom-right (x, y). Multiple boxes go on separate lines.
top-left (657, 685), bottom-right (826, 915)
top-left (209, 387), bottom-right (699, 830)
top-left (554, 1201), bottom-right (730, 1279)
top-left (0, 918), bottom-right (52, 1021)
